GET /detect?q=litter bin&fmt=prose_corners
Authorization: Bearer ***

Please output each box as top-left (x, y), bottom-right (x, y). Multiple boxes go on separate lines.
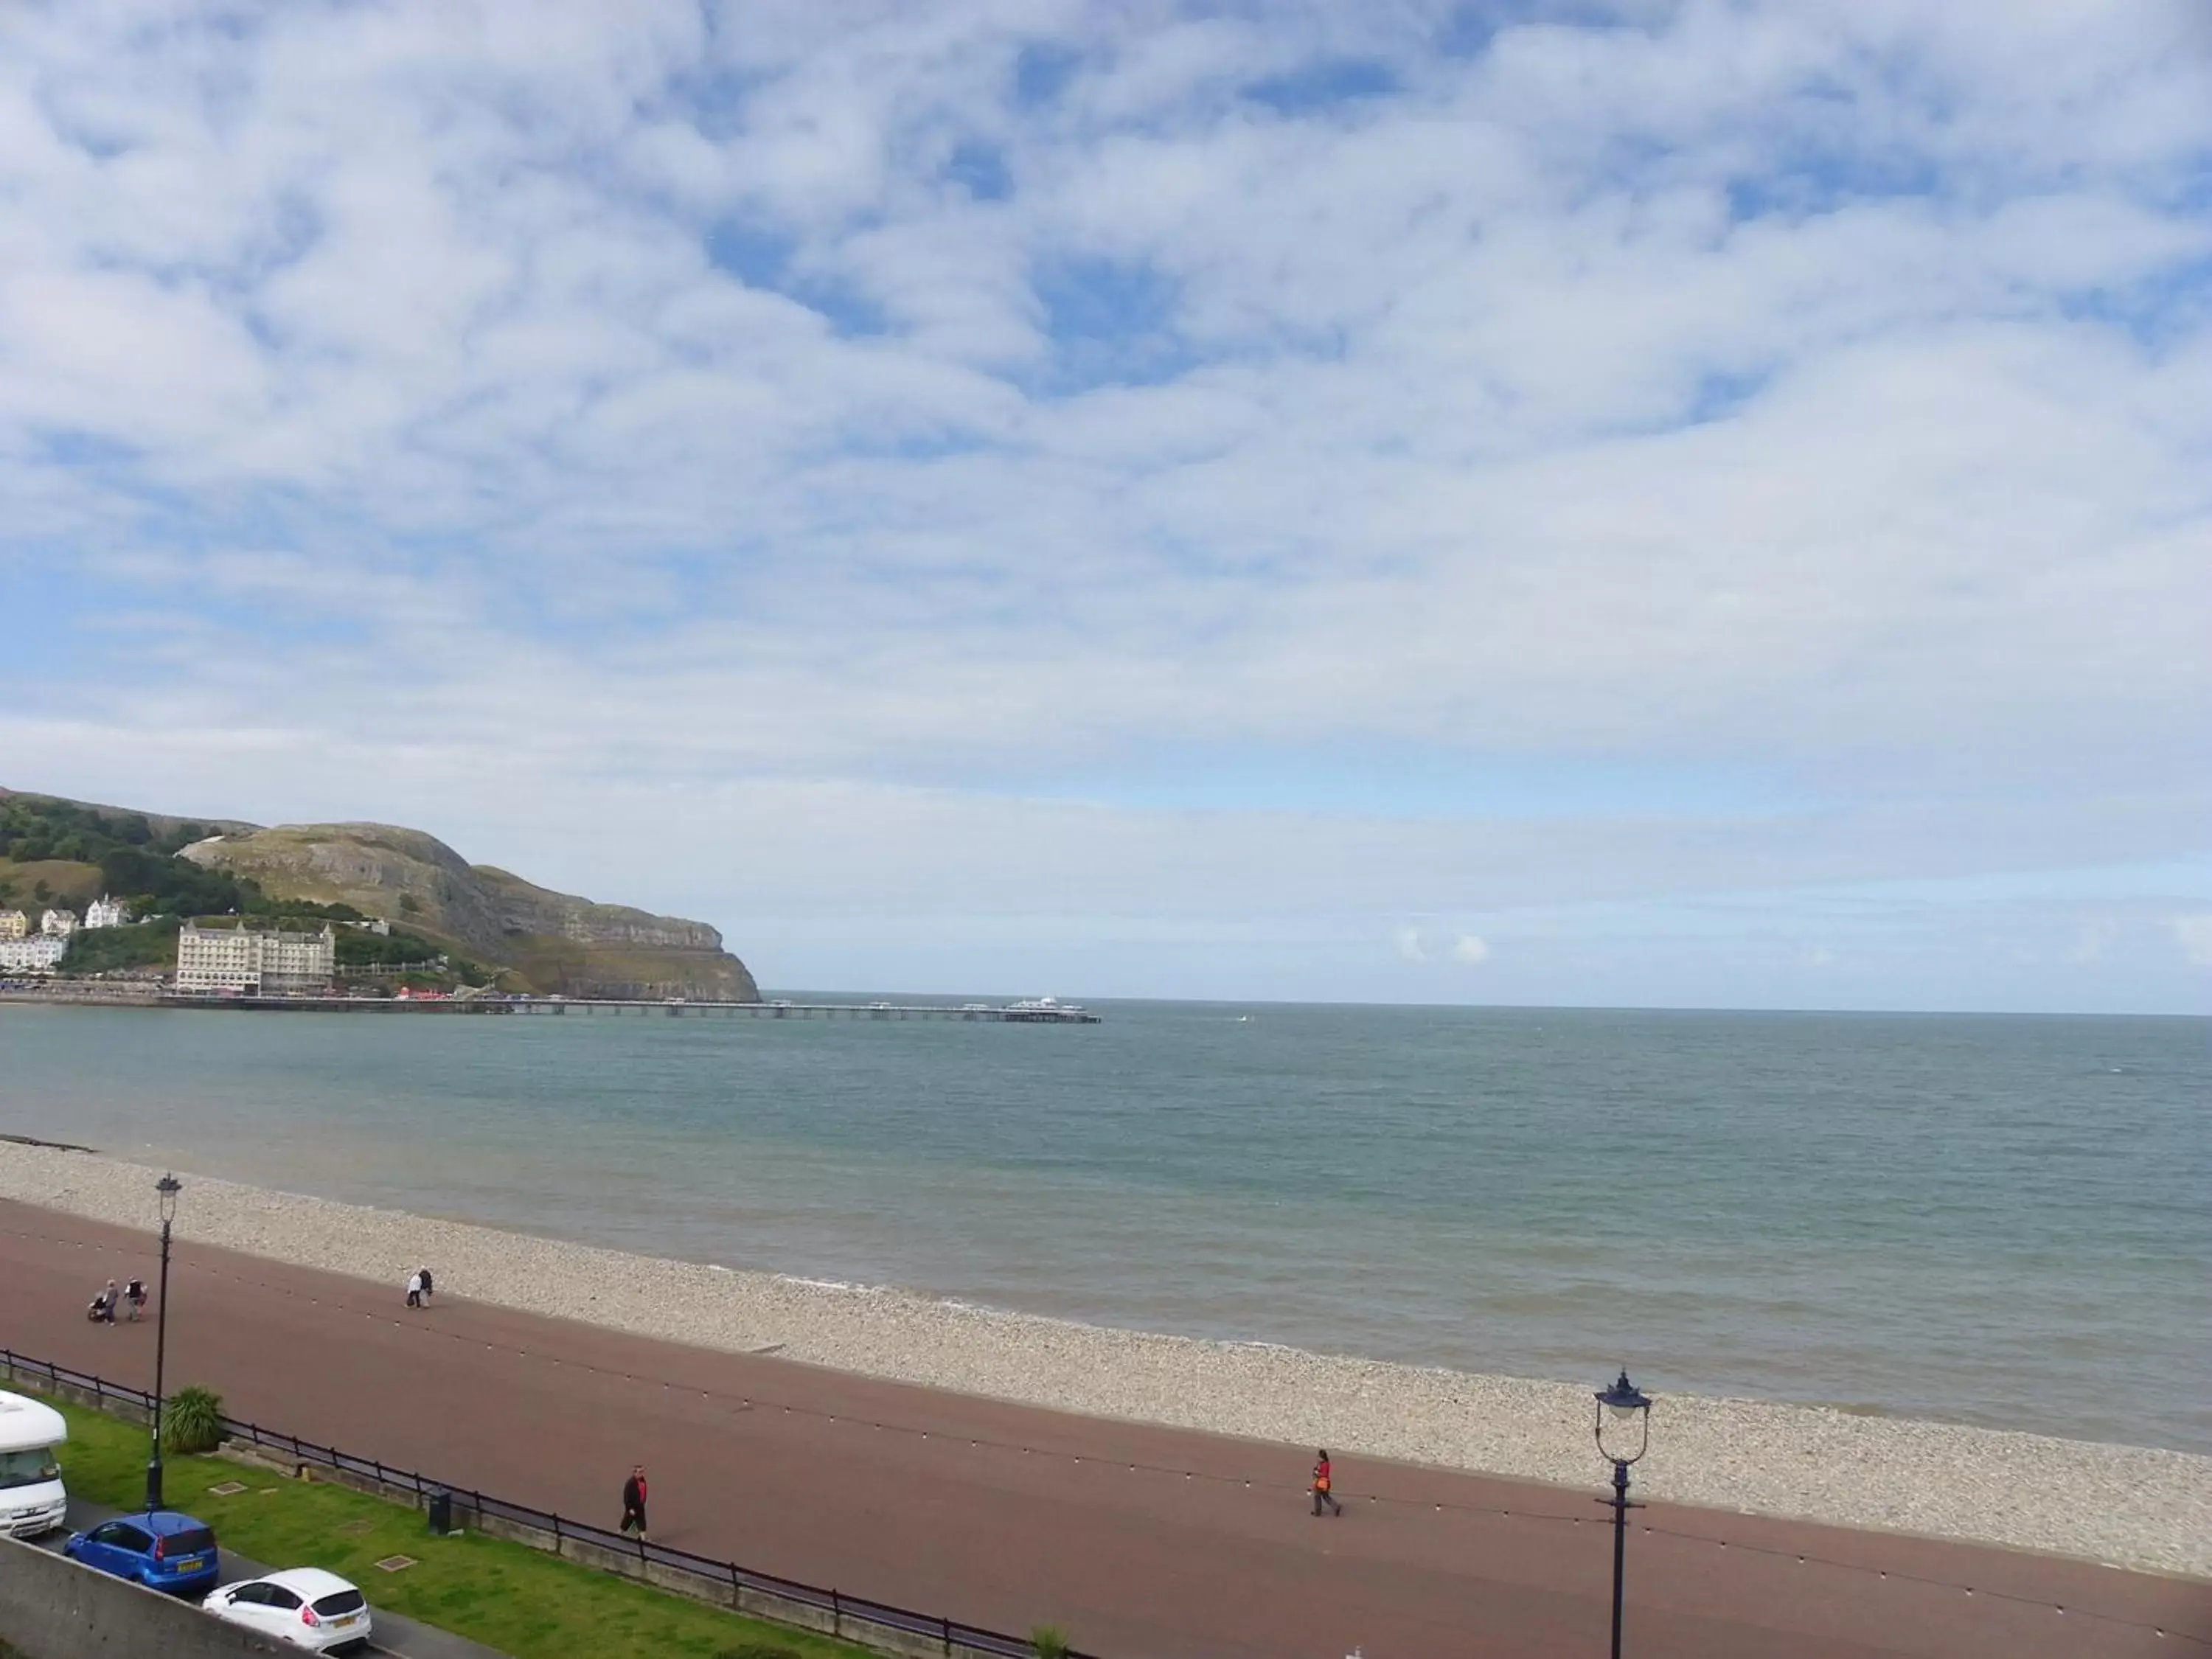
top-left (426, 1489), bottom-right (453, 1536)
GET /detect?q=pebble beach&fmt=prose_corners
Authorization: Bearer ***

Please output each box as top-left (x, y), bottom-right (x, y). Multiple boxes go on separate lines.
top-left (2, 1137), bottom-right (2205, 1579)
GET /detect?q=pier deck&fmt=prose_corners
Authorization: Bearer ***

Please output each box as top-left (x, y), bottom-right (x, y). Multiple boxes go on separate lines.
top-left (0, 987), bottom-right (1100, 1022)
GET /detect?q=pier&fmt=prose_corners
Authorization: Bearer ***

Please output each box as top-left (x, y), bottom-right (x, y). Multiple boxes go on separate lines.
top-left (0, 985), bottom-right (1100, 1023)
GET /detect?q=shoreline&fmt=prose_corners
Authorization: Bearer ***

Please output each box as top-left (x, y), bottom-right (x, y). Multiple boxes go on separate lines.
top-left (1, 1138), bottom-right (2205, 1579)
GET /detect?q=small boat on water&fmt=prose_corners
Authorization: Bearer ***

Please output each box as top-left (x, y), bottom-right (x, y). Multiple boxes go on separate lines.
top-left (1002, 995), bottom-right (1101, 1024)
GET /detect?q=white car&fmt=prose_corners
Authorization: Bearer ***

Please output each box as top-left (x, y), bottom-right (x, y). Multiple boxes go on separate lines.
top-left (203, 1568), bottom-right (372, 1652)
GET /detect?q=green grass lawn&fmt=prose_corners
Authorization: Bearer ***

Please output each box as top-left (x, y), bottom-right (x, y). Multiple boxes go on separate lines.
top-left (46, 1397), bottom-right (868, 1659)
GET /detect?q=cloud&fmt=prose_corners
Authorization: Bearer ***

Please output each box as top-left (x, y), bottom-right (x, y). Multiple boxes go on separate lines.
top-left (1395, 926), bottom-right (1427, 964)
top-left (1452, 933), bottom-right (1489, 965)
top-left (1, 1), bottom-right (2208, 1008)
top-left (2171, 916), bottom-right (2212, 968)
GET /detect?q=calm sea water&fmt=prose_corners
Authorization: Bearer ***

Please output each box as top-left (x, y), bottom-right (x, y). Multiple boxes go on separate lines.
top-left (1, 1001), bottom-right (2205, 1453)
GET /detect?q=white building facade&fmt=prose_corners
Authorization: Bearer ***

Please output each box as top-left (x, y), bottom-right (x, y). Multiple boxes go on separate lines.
top-left (84, 896), bottom-right (131, 929)
top-left (38, 909), bottom-right (76, 936)
top-left (175, 923), bottom-right (336, 995)
top-left (0, 935), bottom-right (69, 974)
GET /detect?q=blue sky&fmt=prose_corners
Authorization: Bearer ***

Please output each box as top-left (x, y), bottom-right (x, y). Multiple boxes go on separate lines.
top-left (1, 1), bottom-right (2208, 1012)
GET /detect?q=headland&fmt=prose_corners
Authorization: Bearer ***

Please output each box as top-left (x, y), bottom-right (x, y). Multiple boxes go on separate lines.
top-left (0, 787), bottom-right (758, 1001)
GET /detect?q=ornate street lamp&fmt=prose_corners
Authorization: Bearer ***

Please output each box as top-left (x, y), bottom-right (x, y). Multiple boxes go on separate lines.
top-left (145, 1173), bottom-right (182, 1511)
top-left (1594, 1368), bottom-right (1652, 1659)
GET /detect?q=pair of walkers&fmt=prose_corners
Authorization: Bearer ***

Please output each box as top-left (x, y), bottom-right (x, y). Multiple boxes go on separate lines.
top-left (85, 1279), bottom-right (147, 1324)
top-left (403, 1267), bottom-right (436, 1308)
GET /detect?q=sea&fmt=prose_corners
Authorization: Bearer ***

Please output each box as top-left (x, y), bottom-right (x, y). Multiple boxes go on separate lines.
top-left (1, 999), bottom-right (2205, 1454)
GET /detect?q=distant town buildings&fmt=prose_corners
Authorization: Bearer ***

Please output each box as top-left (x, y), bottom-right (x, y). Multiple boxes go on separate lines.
top-left (0, 910), bottom-right (25, 940)
top-left (175, 922), bottom-right (336, 995)
top-left (39, 908), bottom-right (77, 936)
top-left (0, 935), bottom-right (69, 974)
top-left (84, 895), bottom-right (132, 929)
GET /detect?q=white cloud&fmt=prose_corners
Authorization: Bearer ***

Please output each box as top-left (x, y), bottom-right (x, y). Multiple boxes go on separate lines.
top-left (2171, 916), bottom-right (2212, 968)
top-left (0, 1), bottom-right (2208, 1007)
top-left (2068, 917), bottom-right (2122, 965)
top-left (1394, 926), bottom-right (1427, 964)
top-left (1452, 934), bottom-right (1489, 965)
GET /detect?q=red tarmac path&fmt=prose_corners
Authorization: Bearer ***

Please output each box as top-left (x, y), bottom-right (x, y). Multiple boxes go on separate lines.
top-left (1, 1200), bottom-right (2205, 1659)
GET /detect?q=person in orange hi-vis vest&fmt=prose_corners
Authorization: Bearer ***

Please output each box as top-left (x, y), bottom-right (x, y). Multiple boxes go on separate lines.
top-left (1311, 1449), bottom-right (1342, 1516)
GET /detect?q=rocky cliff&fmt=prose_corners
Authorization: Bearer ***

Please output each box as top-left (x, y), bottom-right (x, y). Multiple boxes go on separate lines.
top-left (181, 821), bottom-right (759, 1001)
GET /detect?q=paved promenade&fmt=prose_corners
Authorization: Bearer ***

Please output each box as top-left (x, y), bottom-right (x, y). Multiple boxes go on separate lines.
top-left (1, 1200), bottom-right (2203, 1659)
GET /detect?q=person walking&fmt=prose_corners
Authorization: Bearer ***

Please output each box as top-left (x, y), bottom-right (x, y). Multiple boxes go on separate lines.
top-left (87, 1281), bottom-right (119, 1324)
top-left (417, 1267), bottom-right (434, 1306)
top-left (124, 1279), bottom-right (147, 1322)
top-left (619, 1465), bottom-right (649, 1542)
top-left (405, 1270), bottom-right (424, 1310)
top-left (1311, 1449), bottom-right (1342, 1517)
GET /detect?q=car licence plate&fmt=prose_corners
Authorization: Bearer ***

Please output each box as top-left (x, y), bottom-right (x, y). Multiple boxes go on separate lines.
top-left (173, 1557), bottom-right (205, 1573)
top-left (332, 1615), bottom-right (358, 1627)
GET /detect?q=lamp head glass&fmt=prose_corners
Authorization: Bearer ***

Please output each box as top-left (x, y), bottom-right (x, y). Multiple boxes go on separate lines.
top-left (1594, 1368), bottom-right (1652, 1467)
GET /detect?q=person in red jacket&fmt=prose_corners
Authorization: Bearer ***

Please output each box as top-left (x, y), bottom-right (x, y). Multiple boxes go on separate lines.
top-left (1311, 1449), bottom-right (1341, 1517)
top-left (619, 1465), bottom-right (649, 1541)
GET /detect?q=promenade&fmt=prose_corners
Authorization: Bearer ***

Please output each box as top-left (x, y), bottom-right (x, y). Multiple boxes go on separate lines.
top-left (1, 1199), bottom-right (2202, 1659)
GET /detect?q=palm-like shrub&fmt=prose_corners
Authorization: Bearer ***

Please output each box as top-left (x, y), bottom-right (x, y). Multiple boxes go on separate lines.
top-left (1030, 1627), bottom-right (1071, 1659)
top-left (162, 1385), bottom-right (225, 1455)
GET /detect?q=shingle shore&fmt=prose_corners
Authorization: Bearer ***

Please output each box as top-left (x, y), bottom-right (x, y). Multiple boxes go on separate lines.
top-left (3, 1139), bottom-right (2203, 1578)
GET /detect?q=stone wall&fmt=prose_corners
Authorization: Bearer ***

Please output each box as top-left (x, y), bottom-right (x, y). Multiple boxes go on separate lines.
top-left (0, 1538), bottom-right (282, 1659)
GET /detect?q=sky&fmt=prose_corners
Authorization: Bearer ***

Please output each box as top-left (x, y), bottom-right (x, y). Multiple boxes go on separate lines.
top-left (1, 1), bottom-right (2208, 1012)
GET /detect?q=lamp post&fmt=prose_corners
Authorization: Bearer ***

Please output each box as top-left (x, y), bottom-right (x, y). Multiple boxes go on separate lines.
top-left (145, 1173), bottom-right (182, 1512)
top-left (1594, 1368), bottom-right (1652, 1659)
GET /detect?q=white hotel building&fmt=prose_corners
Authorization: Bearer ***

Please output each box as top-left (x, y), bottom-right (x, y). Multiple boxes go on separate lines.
top-left (175, 923), bottom-right (337, 995)
top-left (0, 935), bottom-right (68, 974)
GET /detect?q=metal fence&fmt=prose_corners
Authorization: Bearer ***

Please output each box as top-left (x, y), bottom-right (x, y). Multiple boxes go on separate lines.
top-left (1, 1348), bottom-right (1086, 1659)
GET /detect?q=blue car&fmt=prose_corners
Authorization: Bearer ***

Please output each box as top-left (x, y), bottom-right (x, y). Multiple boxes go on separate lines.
top-left (63, 1510), bottom-right (221, 1596)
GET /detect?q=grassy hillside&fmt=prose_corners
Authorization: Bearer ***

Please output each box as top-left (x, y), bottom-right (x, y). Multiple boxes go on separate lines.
top-left (0, 855), bottom-right (103, 911)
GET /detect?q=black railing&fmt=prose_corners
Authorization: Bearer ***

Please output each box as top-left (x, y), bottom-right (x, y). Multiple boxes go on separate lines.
top-left (1, 1348), bottom-right (1085, 1659)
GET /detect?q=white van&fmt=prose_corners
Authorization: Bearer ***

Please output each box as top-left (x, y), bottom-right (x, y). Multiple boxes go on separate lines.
top-left (0, 1391), bottom-right (69, 1538)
